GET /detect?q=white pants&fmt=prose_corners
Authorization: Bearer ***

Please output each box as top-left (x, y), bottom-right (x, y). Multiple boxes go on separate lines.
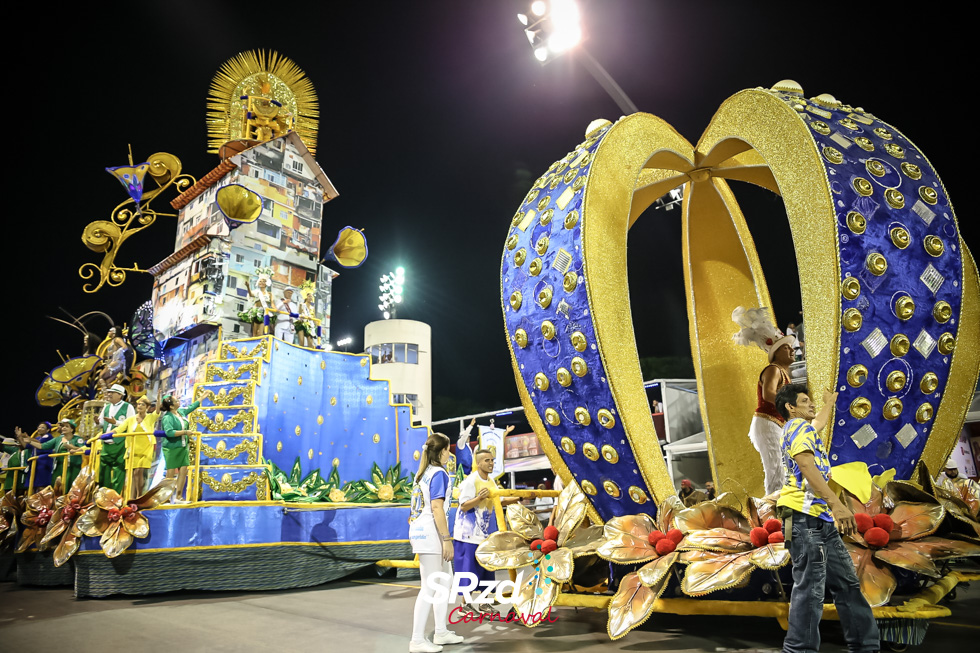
top-left (748, 415), bottom-right (784, 496)
top-left (413, 553), bottom-right (452, 642)
top-left (274, 321), bottom-right (294, 343)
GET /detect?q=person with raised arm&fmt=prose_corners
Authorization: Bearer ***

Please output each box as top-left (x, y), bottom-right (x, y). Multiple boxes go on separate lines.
top-left (775, 384), bottom-right (879, 653)
top-left (159, 394), bottom-right (200, 504)
top-left (26, 419), bottom-right (85, 493)
top-left (453, 447), bottom-right (520, 615)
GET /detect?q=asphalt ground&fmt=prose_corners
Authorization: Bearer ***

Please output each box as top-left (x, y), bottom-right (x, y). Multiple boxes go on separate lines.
top-left (2, 565), bottom-right (978, 652)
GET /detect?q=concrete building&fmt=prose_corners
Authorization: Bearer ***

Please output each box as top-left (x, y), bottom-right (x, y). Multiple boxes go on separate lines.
top-left (363, 320), bottom-right (431, 426)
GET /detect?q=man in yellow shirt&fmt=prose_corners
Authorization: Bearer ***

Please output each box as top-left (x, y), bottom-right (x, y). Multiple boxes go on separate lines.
top-left (775, 384), bottom-right (878, 653)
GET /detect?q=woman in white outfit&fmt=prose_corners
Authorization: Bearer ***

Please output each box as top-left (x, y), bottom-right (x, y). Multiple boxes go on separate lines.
top-left (408, 433), bottom-right (465, 652)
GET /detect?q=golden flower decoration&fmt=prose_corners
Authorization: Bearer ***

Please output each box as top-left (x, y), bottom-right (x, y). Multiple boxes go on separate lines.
top-left (77, 479), bottom-right (177, 558)
top-left (842, 483), bottom-right (980, 607)
top-left (476, 482), bottom-right (603, 627)
top-left (674, 493), bottom-right (791, 597)
top-left (900, 462), bottom-right (980, 542)
top-left (0, 490), bottom-right (26, 551)
top-left (597, 496), bottom-right (684, 639)
top-left (328, 488), bottom-right (348, 503)
top-left (16, 486), bottom-right (58, 554)
top-left (376, 484), bottom-right (395, 501)
top-left (40, 467), bottom-right (97, 567)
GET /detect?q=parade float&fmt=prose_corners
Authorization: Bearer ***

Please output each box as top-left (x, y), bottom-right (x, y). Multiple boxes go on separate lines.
top-left (490, 80), bottom-right (980, 648)
top-left (1, 45), bottom-right (978, 650)
top-left (2, 51), bottom-right (429, 597)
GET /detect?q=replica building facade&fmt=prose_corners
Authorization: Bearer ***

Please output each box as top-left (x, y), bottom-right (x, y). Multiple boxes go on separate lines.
top-left (151, 132), bottom-right (339, 344)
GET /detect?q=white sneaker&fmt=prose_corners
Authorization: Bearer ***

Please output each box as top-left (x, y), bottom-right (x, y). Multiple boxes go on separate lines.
top-left (433, 631), bottom-right (464, 645)
top-left (408, 639), bottom-right (443, 653)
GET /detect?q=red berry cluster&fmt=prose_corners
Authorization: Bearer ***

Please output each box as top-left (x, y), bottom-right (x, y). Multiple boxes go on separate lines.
top-left (62, 501), bottom-right (80, 523)
top-left (750, 518), bottom-right (785, 547)
top-left (647, 528), bottom-right (684, 555)
top-left (35, 507), bottom-right (54, 527)
top-left (529, 525), bottom-right (561, 554)
top-left (855, 512), bottom-right (893, 548)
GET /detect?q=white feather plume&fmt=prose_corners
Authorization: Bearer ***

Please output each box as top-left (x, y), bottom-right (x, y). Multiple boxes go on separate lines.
top-left (731, 306), bottom-right (781, 353)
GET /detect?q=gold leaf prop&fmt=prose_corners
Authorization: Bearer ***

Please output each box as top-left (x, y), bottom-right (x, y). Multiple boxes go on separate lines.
top-left (607, 572), bottom-right (657, 640)
top-left (597, 514), bottom-right (660, 563)
top-left (681, 551), bottom-right (756, 597)
top-left (476, 531), bottom-right (538, 570)
top-left (505, 502), bottom-right (544, 541)
top-left (890, 501), bottom-right (943, 540)
top-left (562, 524), bottom-right (603, 556)
top-left (679, 528), bottom-right (753, 553)
top-left (551, 482), bottom-right (588, 546)
top-left (848, 545), bottom-right (897, 607)
top-left (512, 568), bottom-right (560, 627)
top-left (674, 497), bottom-right (748, 533)
top-left (635, 550), bottom-right (680, 588)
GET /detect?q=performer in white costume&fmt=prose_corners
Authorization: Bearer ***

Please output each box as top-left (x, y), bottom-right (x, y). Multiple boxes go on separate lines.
top-left (408, 432), bottom-right (464, 653)
top-left (732, 307), bottom-right (797, 495)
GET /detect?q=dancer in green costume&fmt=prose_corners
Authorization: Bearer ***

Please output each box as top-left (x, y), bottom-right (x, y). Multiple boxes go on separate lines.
top-left (160, 395), bottom-right (200, 503)
top-left (96, 384), bottom-right (135, 493)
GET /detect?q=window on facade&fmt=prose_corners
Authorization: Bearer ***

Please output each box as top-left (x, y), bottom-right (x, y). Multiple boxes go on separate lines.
top-left (254, 259), bottom-right (262, 268)
top-left (233, 324), bottom-right (241, 333)
top-left (236, 302), bottom-right (245, 312)
top-left (262, 198), bottom-right (274, 212)
top-left (227, 276), bottom-right (237, 289)
top-left (370, 343), bottom-right (420, 365)
top-left (235, 254), bottom-right (245, 263)
top-left (257, 221), bottom-right (280, 238)
top-left (393, 343), bottom-right (407, 363)
top-left (291, 159), bottom-right (303, 172)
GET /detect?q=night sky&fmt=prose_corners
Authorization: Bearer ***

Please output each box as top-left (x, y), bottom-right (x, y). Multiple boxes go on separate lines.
top-left (13, 1), bottom-right (977, 432)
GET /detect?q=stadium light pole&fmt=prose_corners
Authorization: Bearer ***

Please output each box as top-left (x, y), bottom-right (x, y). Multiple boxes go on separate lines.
top-left (518, 0), bottom-right (638, 115)
top-left (378, 267), bottom-right (406, 320)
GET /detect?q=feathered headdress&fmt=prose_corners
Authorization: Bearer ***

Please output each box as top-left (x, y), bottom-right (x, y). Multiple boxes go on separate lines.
top-left (299, 279), bottom-right (316, 300)
top-left (731, 306), bottom-right (795, 363)
top-left (254, 266), bottom-right (274, 285)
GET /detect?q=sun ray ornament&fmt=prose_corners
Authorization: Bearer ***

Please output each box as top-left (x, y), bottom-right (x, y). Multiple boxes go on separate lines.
top-left (205, 50), bottom-right (319, 155)
top-left (500, 80), bottom-right (979, 524)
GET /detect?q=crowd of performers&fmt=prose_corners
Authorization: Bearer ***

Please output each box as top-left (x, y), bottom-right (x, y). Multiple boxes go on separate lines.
top-left (2, 383), bottom-right (200, 504)
top-left (241, 272), bottom-right (319, 347)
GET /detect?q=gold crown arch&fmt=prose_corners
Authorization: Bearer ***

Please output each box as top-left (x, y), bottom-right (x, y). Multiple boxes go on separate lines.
top-left (690, 88), bottom-right (979, 487)
top-left (561, 83), bottom-right (978, 501)
top-left (206, 50), bottom-right (319, 154)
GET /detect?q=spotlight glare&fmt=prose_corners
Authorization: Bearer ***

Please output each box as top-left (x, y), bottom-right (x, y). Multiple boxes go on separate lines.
top-left (383, 311), bottom-right (390, 320)
top-left (531, 0), bottom-right (547, 16)
top-left (517, 13), bottom-right (529, 25)
top-left (534, 46), bottom-right (549, 62)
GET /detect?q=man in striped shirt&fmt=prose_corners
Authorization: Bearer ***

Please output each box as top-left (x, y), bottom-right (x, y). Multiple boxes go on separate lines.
top-left (775, 384), bottom-right (879, 653)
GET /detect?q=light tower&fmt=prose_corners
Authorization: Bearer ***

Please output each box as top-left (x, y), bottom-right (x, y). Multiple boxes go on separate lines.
top-left (378, 266), bottom-right (405, 319)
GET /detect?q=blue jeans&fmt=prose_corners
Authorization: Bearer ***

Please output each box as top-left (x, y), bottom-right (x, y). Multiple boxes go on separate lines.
top-left (783, 513), bottom-right (879, 653)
